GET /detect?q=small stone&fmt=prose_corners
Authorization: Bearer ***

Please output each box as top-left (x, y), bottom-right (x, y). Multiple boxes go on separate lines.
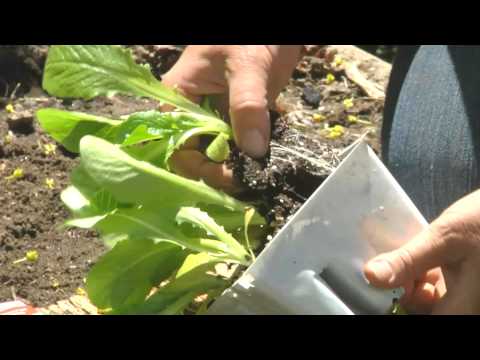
top-left (292, 66), bottom-right (308, 79)
top-left (5, 110), bottom-right (34, 132)
top-left (302, 87), bottom-right (321, 108)
top-left (311, 60), bottom-right (327, 79)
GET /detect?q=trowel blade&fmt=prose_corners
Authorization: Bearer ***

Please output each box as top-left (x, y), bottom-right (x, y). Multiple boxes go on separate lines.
top-left (207, 141), bottom-right (428, 315)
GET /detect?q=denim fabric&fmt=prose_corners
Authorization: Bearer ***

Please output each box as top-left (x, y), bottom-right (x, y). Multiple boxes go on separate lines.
top-left (382, 45), bottom-right (480, 221)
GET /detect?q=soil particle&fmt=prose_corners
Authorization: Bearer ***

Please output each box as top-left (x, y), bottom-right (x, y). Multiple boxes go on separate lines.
top-left (302, 86), bottom-right (322, 108)
top-left (229, 113), bottom-right (337, 239)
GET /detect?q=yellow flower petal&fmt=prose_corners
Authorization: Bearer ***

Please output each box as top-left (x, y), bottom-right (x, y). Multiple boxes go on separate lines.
top-left (5, 104), bottom-right (15, 113)
top-left (325, 125), bottom-right (345, 139)
top-left (6, 168), bottom-right (24, 181)
top-left (325, 73), bottom-right (335, 85)
top-left (45, 178), bottom-right (55, 189)
top-left (333, 55), bottom-right (344, 67)
top-left (312, 113), bottom-right (326, 123)
top-left (76, 287), bottom-right (87, 297)
top-left (347, 115), bottom-right (358, 123)
top-left (43, 143), bottom-right (57, 156)
top-left (343, 98), bottom-right (354, 109)
top-left (26, 250), bottom-right (39, 262)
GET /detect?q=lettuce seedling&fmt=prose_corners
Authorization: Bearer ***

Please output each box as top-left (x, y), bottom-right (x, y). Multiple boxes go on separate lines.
top-left (37, 45), bottom-right (267, 315)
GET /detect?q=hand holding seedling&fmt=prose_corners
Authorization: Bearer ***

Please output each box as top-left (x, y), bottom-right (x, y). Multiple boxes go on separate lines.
top-left (365, 190), bottom-right (480, 314)
top-left (162, 45), bottom-right (302, 190)
top-left (36, 45), bottom-right (268, 314)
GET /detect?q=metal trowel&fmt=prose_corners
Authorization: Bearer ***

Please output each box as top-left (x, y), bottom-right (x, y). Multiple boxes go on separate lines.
top-left (207, 141), bottom-right (428, 315)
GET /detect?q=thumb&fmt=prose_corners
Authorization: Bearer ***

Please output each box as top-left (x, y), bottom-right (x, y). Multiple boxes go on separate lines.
top-left (364, 226), bottom-right (452, 289)
top-left (227, 61), bottom-right (271, 159)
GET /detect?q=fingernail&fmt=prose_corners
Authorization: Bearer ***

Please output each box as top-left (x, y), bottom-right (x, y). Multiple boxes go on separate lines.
top-left (368, 260), bottom-right (394, 284)
top-left (240, 129), bottom-right (268, 159)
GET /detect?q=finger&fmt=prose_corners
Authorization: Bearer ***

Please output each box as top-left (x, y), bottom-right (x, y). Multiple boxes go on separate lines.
top-left (169, 150), bottom-right (238, 194)
top-left (399, 268), bottom-right (443, 308)
top-left (399, 281), bottom-right (415, 305)
top-left (405, 282), bottom-right (438, 314)
top-left (421, 268), bottom-right (443, 285)
top-left (162, 47), bottom-right (226, 106)
top-left (162, 71), bottom-right (203, 105)
top-left (226, 57), bottom-right (271, 159)
top-left (364, 226), bottom-right (454, 289)
top-left (181, 136), bottom-right (200, 150)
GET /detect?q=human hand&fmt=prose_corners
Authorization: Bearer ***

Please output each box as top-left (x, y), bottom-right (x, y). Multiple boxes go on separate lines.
top-left (364, 190), bottom-right (480, 314)
top-left (162, 45), bottom-right (302, 192)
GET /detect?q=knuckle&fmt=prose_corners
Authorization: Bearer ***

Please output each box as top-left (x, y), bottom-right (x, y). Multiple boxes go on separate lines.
top-left (230, 98), bottom-right (267, 115)
top-left (431, 211), bottom-right (480, 260)
top-left (226, 47), bottom-right (271, 74)
top-left (395, 247), bottom-right (417, 279)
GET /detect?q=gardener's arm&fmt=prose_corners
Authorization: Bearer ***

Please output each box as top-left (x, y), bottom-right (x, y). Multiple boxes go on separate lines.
top-left (163, 45), bottom-right (303, 192)
top-left (364, 189), bottom-right (480, 314)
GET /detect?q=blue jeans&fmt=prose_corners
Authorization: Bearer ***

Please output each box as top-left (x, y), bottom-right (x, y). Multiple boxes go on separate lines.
top-left (382, 45), bottom-right (480, 222)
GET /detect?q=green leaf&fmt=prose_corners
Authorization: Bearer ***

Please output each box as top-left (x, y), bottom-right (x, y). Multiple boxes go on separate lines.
top-left (36, 108), bottom-right (120, 153)
top-left (43, 45), bottom-right (212, 117)
top-left (206, 133), bottom-right (230, 163)
top-left (110, 258), bottom-right (227, 315)
top-left (244, 207), bottom-right (256, 260)
top-left (92, 207), bottom-right (236, 259)
top-left (175, 253), bottom-right (219, 278)
top-left (79, 135), bottom-right (249, 212)
top-left (157, 292), bottom-right (199, 315)
top-left (176, 207), bottom-right (251, 265)
top-left (66, 214), bottom-right (109, 229)
top-left (391, 302), bottom-right (408, 315)
top-left (86, 238), bottom-right (188, 309)
top-left (61, 165), bottom-right (120, 220)
top-left (200, 204), bottom-right (266, 230)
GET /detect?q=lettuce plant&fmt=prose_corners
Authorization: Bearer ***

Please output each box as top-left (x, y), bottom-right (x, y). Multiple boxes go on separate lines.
top-left (37, 45), bottom-right (266, 315)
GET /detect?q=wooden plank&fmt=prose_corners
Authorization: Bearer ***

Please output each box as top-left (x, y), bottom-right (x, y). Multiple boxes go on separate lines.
top-left (69, 296), bottom-right (98, 315)
top-left (327, 45), bottom-right (392, 91)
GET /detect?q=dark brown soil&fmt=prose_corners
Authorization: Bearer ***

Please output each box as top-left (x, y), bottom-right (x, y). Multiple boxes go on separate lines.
top-left (127, 45), bottom-right (183, 79)
top-left (230, 114), bottom-right (334, 239)
top-left (231, 53), bottom-right (384, 239)
top-left (0, 111), bottom-right (100, 306)
top-left (0, 45), bottom-right (386, 307)
top-left (0, 46), bottom-right (163, 307)
top-left (0, 46), bottom-right (48, 100)
top-left (0, 95), bottom-right (160, 307)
